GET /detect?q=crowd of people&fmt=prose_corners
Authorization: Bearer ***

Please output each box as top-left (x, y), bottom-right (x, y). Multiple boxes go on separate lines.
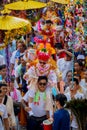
top-left (0, 0), bottom-right (87, 130)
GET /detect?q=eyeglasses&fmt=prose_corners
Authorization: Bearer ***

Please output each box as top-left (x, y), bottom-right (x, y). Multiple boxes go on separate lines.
top-left (39, 82), bottom-right (47, 86)
top-left (39, 61), bottom-right (46, 65)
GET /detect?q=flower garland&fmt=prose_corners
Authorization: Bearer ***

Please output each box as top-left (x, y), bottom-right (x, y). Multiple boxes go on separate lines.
top-left (0, 24), bottom-right (31, 50)
top-left (35, 63), bottom-right (51, 77)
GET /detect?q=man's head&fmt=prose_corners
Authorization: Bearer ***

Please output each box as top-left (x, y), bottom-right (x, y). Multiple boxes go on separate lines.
top-left (0, 65), bottom-right (6, 78)
top-left (17, 40), bottom-right (26, 53)
top-left (37, 76), bottom-right (48, 92)
top-left (0, 82), bottom-right (7, 96)
top-left (54, 43), bottom-right (63, 54)
top-left (55, 94), bottom-right (67, 108)
top-left (65, 49), bottom-right (72, 61)
top-left (70, 78), bottom-right (79, 91)
top-left (74, 60), bottom-right (83, 72)
top-left (9, 76), bottom-right (15, 89)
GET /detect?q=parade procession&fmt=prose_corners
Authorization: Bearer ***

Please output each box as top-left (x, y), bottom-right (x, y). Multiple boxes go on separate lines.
top-left (0, 0), bottom-right (87, 130)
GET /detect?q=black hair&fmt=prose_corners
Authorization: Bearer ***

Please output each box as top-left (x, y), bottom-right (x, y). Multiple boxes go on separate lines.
top-left (0, 65), bottom-right (6, 70)
top-left (66, 70), bottom-right (72, 76)
top-left (38, 76), bottom-right (48, 83)
top-left (10, 76), bottom-right (15, 82)
top-left (19, 54), bottom-right (24, 59)
top-left (45, 20), bottom-right (53, 24)
top-left (54, 43), bottom-right (63, 49)
top-left (55, 94), bottom-right (67, 107)
top-left (22, 43), bottom-right (27, 50)
top-left (70, 78), bottom-right (79, 85)
top-left (75, 60), bottom-right (83, 67)
top-left (0, 83), bottom-right (7, 88)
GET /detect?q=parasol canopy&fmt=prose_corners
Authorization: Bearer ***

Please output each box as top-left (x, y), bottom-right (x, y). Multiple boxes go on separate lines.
top-left (0, 15), bottom-right (31, 30)
top-left (51, 0), bottom-right (70, 4)
top-left (5, 1), bottom-right (47, 10)
top-left (51, 0), bottom-right (83, 4)
top-left (1, 8), bottom-right (11, 14)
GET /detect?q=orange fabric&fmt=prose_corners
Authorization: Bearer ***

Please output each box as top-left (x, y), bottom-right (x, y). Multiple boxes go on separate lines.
top-left (19, 106), bottom-right (27, 126)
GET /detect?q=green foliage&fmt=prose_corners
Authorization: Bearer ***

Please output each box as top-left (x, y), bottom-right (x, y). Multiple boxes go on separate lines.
top-left (66, 99), bottom-right (87, 130)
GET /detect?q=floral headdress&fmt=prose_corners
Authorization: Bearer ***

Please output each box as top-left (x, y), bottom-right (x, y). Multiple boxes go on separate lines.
top-left (34, 37), bottom-right (55, 62)
top-left (37, 48), bottom-right (50, 61)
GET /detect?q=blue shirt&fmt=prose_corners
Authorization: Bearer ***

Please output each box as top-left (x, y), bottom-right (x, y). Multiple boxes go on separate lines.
top-left (53, 108), bottom-right (70, 130)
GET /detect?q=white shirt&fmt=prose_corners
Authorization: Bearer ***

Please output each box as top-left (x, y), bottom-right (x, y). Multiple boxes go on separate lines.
top-left (25, 65), bottom-right (57, 88)
top-left (80, 79), bottom-right (87, 99)
top-left (23, 89), bottom-right (52, 117)
top-left (57, 58), bottom-right (72, 81)
top-left (0, 55), bottom-right (5, 65)
top-left (0, 104), bottom-right (8, 130)
top-left (10, 50), bottom-right (25, 70)
top-left (28, 89), bottom-right (48, 117)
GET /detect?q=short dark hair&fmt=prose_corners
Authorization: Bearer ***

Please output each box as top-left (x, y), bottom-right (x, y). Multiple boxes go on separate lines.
top-left (54, 43), bottom-right (63, 49)
top-left (46, 20), bottom-right (53, 24)
top-left (0, 82), bottom-right (7, 88)
top-left (75, 60), bottom-right (83, 67)
top-left (38, 76), bottom-right (48, 83)
top-left (70, 78), bottom-right (79, 85)
top-left (55, 94), bottom-right (67, 107)
top-left (10, 76), bottom-right (15, 82)
top-left (0, 65), bottom-right (6, 70)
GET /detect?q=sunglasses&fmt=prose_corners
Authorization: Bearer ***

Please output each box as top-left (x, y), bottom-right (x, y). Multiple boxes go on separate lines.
top-left (39, 82), bottom-right (47, 86)
top-left (39, 61), bottom-right (46, 65)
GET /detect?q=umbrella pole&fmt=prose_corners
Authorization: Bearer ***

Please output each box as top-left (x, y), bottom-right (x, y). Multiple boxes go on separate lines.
top-left (5, 44), bottom-right (11, 84)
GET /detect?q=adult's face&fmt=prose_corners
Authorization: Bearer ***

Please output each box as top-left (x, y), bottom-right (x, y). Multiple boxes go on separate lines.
top-left (17, 43), bottom-right (24, 52)
top-left (74, 62), bottom-right (80, 71)
top-left (1, 68), bottom-right (6, 78)
top-left (66, 72), bottom-right (72, 82)
top-left (38, 79), bottom-right (47, 92)
top-left (70, 81), bottom-right (78, 91)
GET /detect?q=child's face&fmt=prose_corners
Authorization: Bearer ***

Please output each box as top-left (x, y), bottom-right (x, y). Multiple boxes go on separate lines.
top-left (0, 87), bottom-right (7, 96)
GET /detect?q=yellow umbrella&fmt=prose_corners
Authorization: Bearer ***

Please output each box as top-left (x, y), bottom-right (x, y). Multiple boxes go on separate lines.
top-left (51, 0), bottom-right (83, 4)
top-left (5, 1), bottom-right (47, 10)
top-left (75, 0), bottom-right (83, 3)
top-left (1, 8), bottom-right (11, 14)
top-left (0, 15), bottom-right (31, 30)
top-left (51, 0), bottom-right (70, 4)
